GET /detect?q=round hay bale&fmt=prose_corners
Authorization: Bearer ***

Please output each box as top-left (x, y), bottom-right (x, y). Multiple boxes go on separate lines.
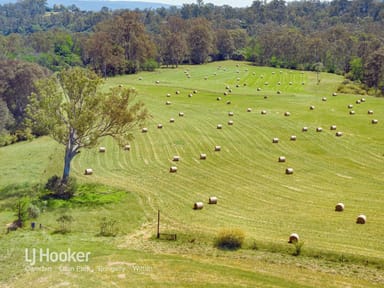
top-left (84, 168), bottom-right (93, 175)
top-left (237, 77), bottom-right (240, 81)
top-left (356, 99), bottom-right (361, 104)
top-left (225, 85), bottom-right (230, 90)
top-left (169, 118), bottom-right (175, 123)
top-left (361, 98), bottom-right (366, 102)
top-left (261, 110), bottom-right (267, 115)
top-left (166, 93), bottom-right (171, 97)
top-left (278, 156), bottom-right (286, 162)
top-left (349, 110), bottom-right (355, 115)
top-left (142, 127), bottom-right (148, 133)
top-left (289, 81), bottom-right (293, 85)
top-left (173, 155), bottom-right (180, 162)
top-left (155, 80), bottom-right (160, 84)
top-left (284, 111), bottom-right (290, 116)
top-left (356, 214), bottom-right (366, 224)
top-left (204, 76), bottom-right (208, 80)
top-left (277, 81), bottom-right (281, 85)
top-left (264, 95), bottom-right (268, 99)
top-left (285, 168), bottom-right (294, 175)
top-left (367, 110), bottom-right (374, 115)
top-left (257, 88), bottom-right (261, 91)
top-left (99, 147), bottom-right (106, 153)
top-left (330, 125), bottom-right (337, 130)
top-left (228, 120), bottom-right (234, 125)
top-left (290, 135), bottom-right (297, 141)
top-left (214, 145), bottom-right (221, 151)
top-left (310, 105), bottom-right (315, 110)
top-left (226, 101), bottom-right (231, 105)
top-left (193, 90), bottom-right (198, 94)
top-left (332, 92), bottom-right (337, 96)
top-left (179, 112), bottom-right (184, 117)
top-left (138, 77), bottom-right (143, 80)
top-left (264, 82), bottom-right (268, 86)
top-left (217, 124), bottom-right (222, 129)
top-left (316, 127), bottom-right (323, 132)
top-left (336, 131), bottom-right (343, 137)
top-left (277, 90), bottom-right (281, 94)
top-left (188, 93), bottom-right (193, 97)
top-left (200, 153), bottom-right (207, 160)
top-left (236, 84), bottom-right (240, 88)
top-left (224, 91), bottom-right (228, 96)
top-left (175, 90), bottom-right (180, 94)
top-left (301, 82), bottom-right (305, 85)
top-left (169, 166), bottom-right (177, 173)
top-left (247, 108), bottom-right (252, 112)
top-left (243, 83), bottom-right (247, 86)
top-left (348, 104), bottom-right (353, 109)
top-left (229, 89), bottom-right (232, 92)
top-left (288, 233), bottom-right (299, 243)
top-left (335, 203), bottom-right (344, 212)
top-left (166, 101), bottom-right (171, 105)
top-left (228, 111), bottom-right (234, 116)
top-left (157, 123), bottom-right (163, 129)
top-left (217, 97), bottom-right (222, 101)
top-left (372, 119), bottom-right (379, 124)
top-left (124, 144), bottom-right (131, 151)
top-left (272, 137), bottom-right (279, 143)
top-left (302, 127), bottom-right (308, 132)
top-left (208, 196), bottom-right (217, 204)
top-left (194, 202), bottom-right (204, 210)
top-left (322, 97), bottom-right (327, 101)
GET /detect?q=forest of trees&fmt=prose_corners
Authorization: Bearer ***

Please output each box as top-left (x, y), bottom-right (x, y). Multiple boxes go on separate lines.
top-left (1, 0), bottom-right (384, 145)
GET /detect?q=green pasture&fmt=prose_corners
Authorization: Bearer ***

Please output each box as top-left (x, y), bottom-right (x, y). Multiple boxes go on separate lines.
top-left (0, 61), bottom-right (383, 287)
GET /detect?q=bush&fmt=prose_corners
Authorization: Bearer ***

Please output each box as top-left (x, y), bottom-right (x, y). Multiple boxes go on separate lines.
top-left (98, 217), bottom-right (119, 237)
top-left (43, 175), bottom-right (77, 200)
top-left (214, 228), bottom-right (245, 250)
top-left (54, 214), bottom-right (74, 234)
top-left (27, 204), bottom-right (40, 219)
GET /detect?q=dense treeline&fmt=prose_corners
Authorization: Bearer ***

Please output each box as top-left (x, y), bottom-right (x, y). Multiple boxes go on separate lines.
top-left (1, 0), bottom-right (384, 145)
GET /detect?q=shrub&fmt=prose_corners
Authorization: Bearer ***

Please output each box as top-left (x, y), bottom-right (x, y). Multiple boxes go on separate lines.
top-left (98, 217), bottom-right (119, 237)
top-left (214, 228), bottom-right (245, 250)
top-left (54, 214), bottom-right (74, 234)
top-left (43, 175), bottom-right (77, 200)
top-left (27, 204), bottom-right (40, 219)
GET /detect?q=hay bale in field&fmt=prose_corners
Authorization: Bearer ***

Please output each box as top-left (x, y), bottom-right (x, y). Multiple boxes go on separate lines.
top-left (217, 97), bottom-right (222, 101)
top-left (169, 118), bottom-right (175, 123)
top-left (124, 144), bottom-right (131, 151)
top-left (289, 81), bottom-right (293, 85)
top-left (278, 81), bottom-right (281, 85)
top-left (228, 120), bottom-right (234, 125)
top-left (157, 123), bottom-right (163, 129)
top-left (356, 214), bottom-right (366, 224)
top-left (208, 196), bottom-right (217, 204)
top-left (200, 153), bottom-right (207, 160)
top-left (356, 99), bottom-right (361, 104)
top-left (226, 85), bottom-right (230, 90)
top-left (176, 90), bottom-right (180, 94)
top-left (336, 131), bottom-right (343, 137)
top-left (173, 156), bottom-right (180, 162)
top-left (194, 202), bottom-right (204, 210)
top-left (155, 80), bottom-right (160, 84)
top-left (368, 110), bottom-right (374, 115)
top-left (372, 119), bottom-right (379, 124)
top-left (284, 111), bottom-right (290, 116)
top-left (188, 93), bottom-right (193, 97)
top-left (278, 156), bottom-right (286, 162)
top-left (229, 89), bottom-right (232, 92)
top-left (285, 168), bottom-right (294, 175)
top-left (257, 88), bottom-right (261, 91)
top-left (247, 108), bottom-right (252, 112)
top-left (322, 97), bottom-right (327, 101)
top-left (84, 168), bottom-right (93, 175)
top-left (243, 83), bottom-right (247, 86)
top-left (302, 127), bottom-right (308, 132)
top-left (214, 145), bottom-right (221, 151)
top-left (310, 105), bottom-right (315, 110)
top-left (204, 76), bottom-right (208, 80)
top-left (169, 166), bottom-right (177, 173)
top-left (349, 110), bottom-right (355, 115)
top-left (237, 77), bottom-right (240, 81)
top-left (99, 147), bottom-right (106, 152)
top-left (264, 82), bottom-right (268, 86)
top-left (236, 84), bottom-right (240, 88)
top-left (228, 111), bottom-right (234, 116)
top-left (138, 77), bottom-right (143, 80)
top-left (264, 96), bottom-right (268, 99)
top-left (302, 82), bottom-right (305, 85)
top-left (261, 110), bottom-right (267, 115)
top-left (330, 125), bottom-right (337, 130)
top-left (288, 233), bottom-right (299, 243)
top-left (290, 135), bottom-right (297, 141)
top-left (277, 90), bottom-right (281, 94)
top-left (179, 112), bottom-right (184, 117)
top-left (224, 91), bottom-right (228, 96)
top-left (226, 101), bottom-right (231, 105)
top-left (166, 101), bottom-right (171, 105)
top-left (361, 98), bottom-right (366, 102)
top-left (335, 203), bottom-right (344, 212)
top-left (193, 90), bottom-right (198, 94)
top-left (272, 137), bottom-right (279, 143)
top-left (332, 92), bottom-right (337, 96)
top-left (142, 127), bottom-right (148, 133)
top-left (166, 93), bottom-right (171, 97)
top-left (217, 124), bottom-right (223, 129)
top-left (316, 127), bottom-right (323, 132)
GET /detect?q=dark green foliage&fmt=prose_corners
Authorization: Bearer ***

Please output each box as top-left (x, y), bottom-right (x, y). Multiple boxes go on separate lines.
top-left (43, 175), bottom-right (77, 200)
top-left (214, 228), bottom-right (245, 250)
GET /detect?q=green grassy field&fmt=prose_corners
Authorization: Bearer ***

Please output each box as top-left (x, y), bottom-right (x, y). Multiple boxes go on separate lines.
top-left (0, 61), bottom-right (383, 287)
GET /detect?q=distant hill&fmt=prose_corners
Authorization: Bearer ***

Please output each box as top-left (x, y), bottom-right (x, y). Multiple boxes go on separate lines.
top-left (0, 0), bottom-right (173, 11)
